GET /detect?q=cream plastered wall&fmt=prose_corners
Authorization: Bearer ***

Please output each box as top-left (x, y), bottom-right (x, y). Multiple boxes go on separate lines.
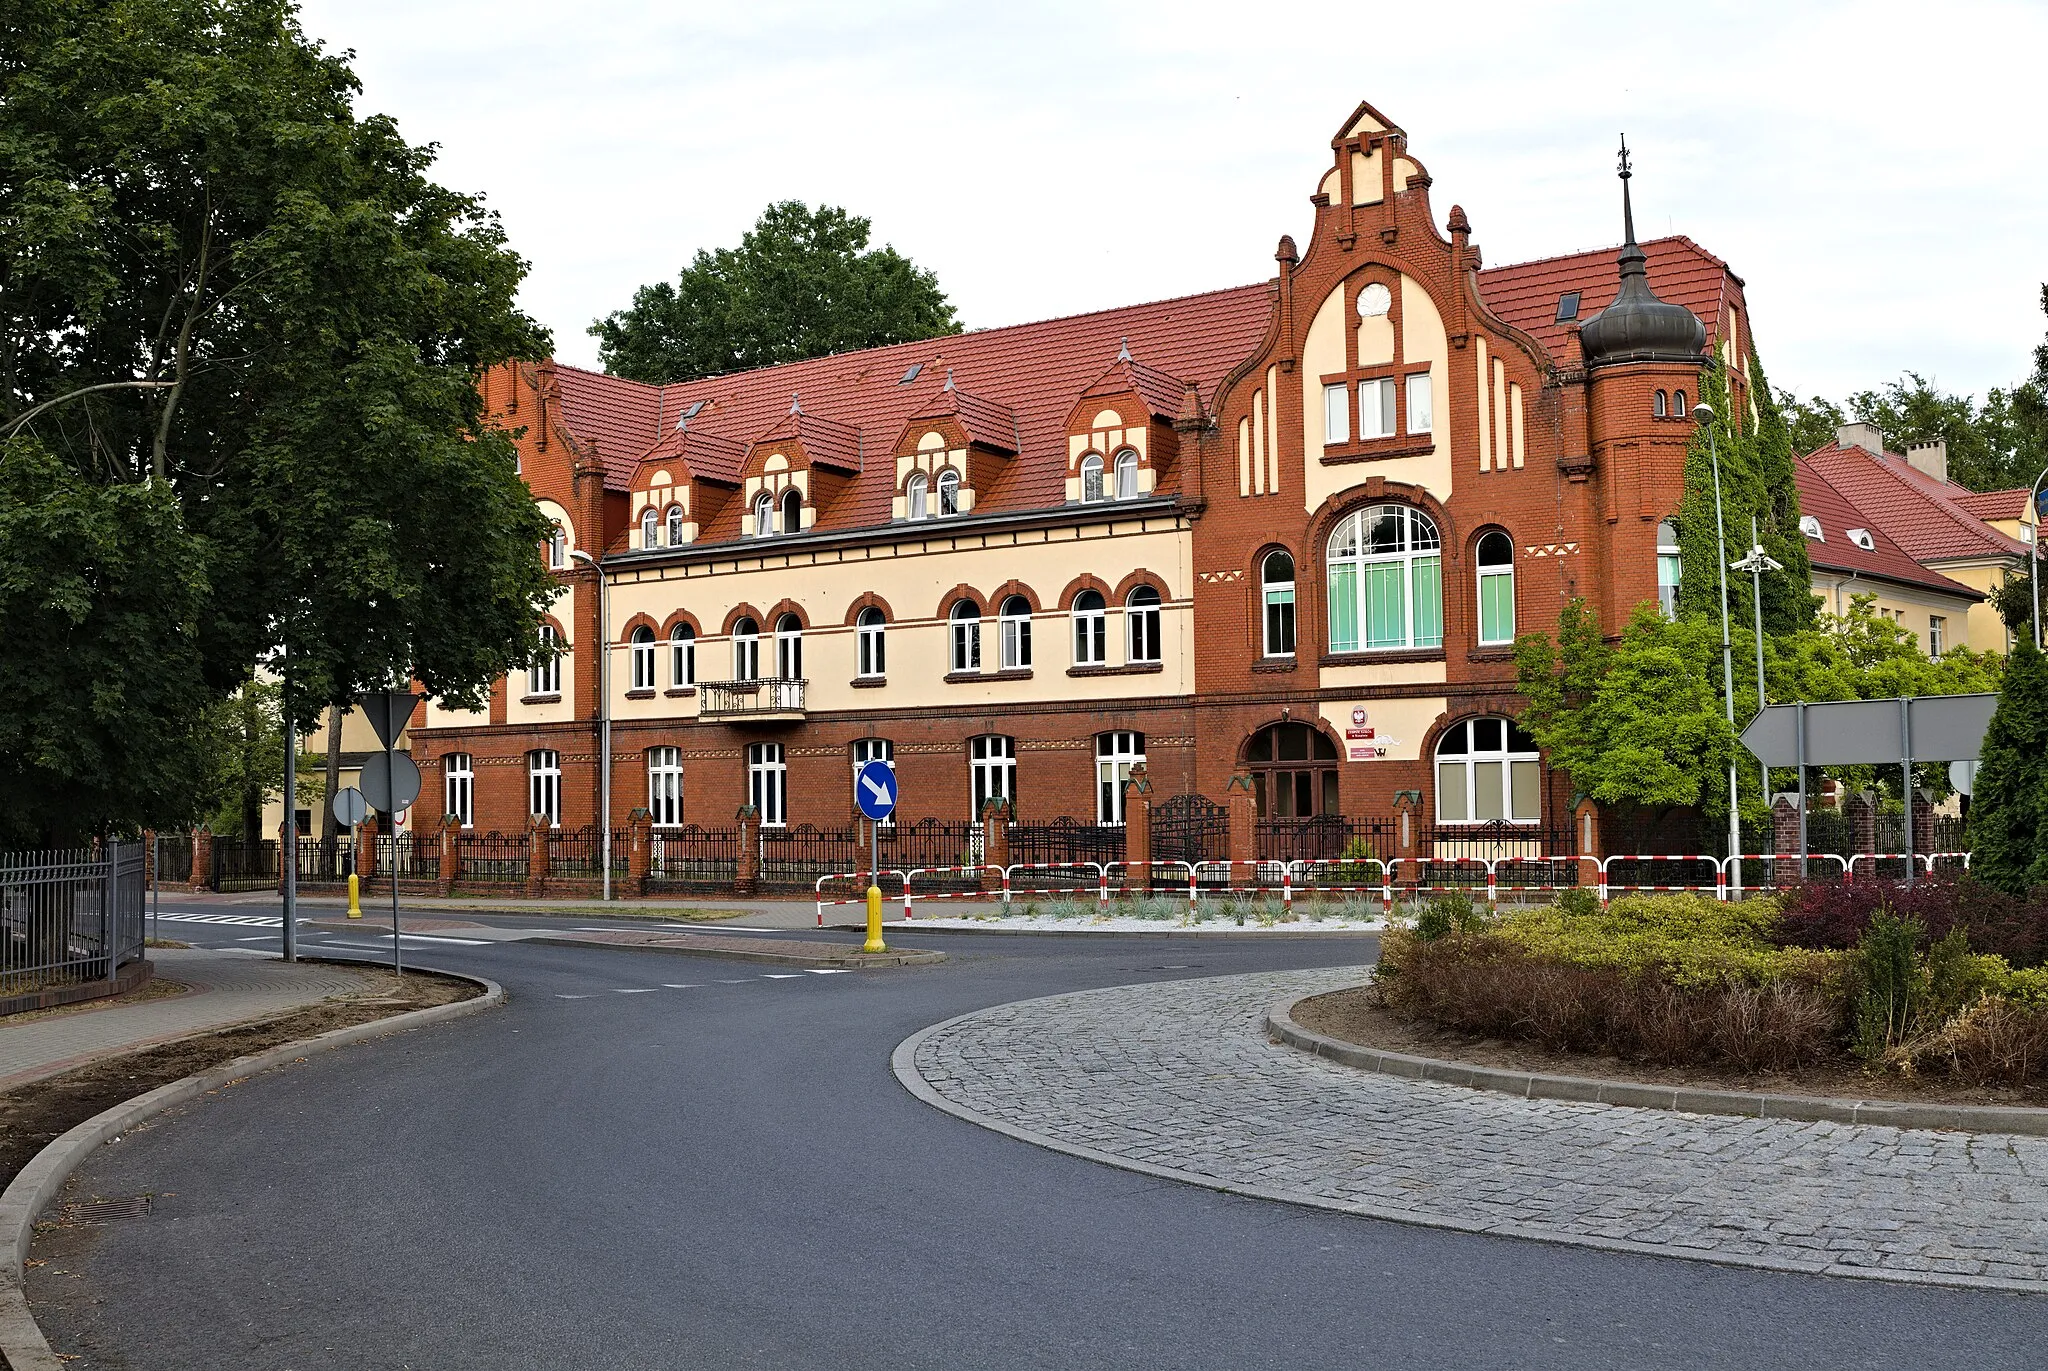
top-left (602, 520), bottom-right (1194, 721)
top-left (743, 456), bottom-right (815, 533)
top-left (1065, 410), bottom-right (1155, 502)
top-left (502, 582), bottom-right (577, 727)
top-left (1812, 572), bottom-right (1982, 656)
top-left (1918, 559), bottom-right (2017, 653)
top-left (1317, 695), bottom-right (1447, 764)
top-left (892, 430), bottom-right (977, 520)
top-left (535, 498), bottom-right (576, 558)
top-left (1300, 271), bottom-right (1452, 518)
top-left (631, 470), bottom-right (698, 546)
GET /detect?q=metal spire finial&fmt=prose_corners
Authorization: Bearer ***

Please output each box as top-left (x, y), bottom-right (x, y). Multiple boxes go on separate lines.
top-left (789, 393), bottom-right (803, 416)
top-left (1617, 134), bottom-right (1638, 248)
top-left (943, 367), bottom-right (955, 391)
top-left (1117, 337), bottom-right (1132, 364)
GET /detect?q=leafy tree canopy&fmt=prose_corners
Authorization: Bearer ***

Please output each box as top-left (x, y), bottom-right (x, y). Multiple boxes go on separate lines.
top-left (2, 0), bottom-right (558, 844)
top-left (590, 201), bottom-right (962, 383)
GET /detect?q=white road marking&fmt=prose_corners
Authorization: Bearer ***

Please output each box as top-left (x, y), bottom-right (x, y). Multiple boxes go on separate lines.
top-left (612, 988), bottom-right (658, 994)
top-left (236, 935), bottom-right (274, 942)
top-left (760, 973), bottom-right (804, 979)
top-left (716, 979), bottom-right (752, 984)
top-left (805, 968), bottom-right (852, 975)
top-left (555, 994), bottom-right (591, 1000)
top-left (402, 934), bottom-right (491, 946)
top-left (673, 925), bottom-right (778, 932)
top-left (661, 984), bottom-right (699, 989)
top-left (159, 913), bottom-right (284, 927)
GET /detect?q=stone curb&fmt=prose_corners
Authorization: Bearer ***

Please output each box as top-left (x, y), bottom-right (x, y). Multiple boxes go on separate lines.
top-left (1265, 985), bottom-right (2048, 1138)
top-left (524, 934), bottom-right (944, 968)
top-left (830, 921), bottom-right (1381, 938)
top-left (0, 965), bottom-right (504, 1371)
top-left (889, 980), bottom-right (2048, 1296)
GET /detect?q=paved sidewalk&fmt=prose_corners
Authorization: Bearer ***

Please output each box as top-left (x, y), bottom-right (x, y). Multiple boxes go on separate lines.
top-left (901, 969), bottom-right (2048, 1291)
top-left (0, 950), bottom-right (383, 1092)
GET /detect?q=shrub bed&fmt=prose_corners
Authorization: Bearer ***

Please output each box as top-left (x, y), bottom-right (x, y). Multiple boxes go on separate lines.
top-left (1375, 889), bottom-right (2048, 1085)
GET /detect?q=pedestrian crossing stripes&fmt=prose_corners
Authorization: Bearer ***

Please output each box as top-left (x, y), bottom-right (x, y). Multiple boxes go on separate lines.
top-left (158, 912), bottom-right (283, 927)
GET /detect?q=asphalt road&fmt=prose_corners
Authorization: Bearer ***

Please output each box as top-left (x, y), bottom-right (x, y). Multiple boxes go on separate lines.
top-left (30, 901), bottom-right (2048, 1369)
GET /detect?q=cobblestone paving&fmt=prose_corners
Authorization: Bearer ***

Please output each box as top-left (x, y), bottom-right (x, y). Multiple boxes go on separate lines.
top-left (903, 969), bottom-right (2048, 1290)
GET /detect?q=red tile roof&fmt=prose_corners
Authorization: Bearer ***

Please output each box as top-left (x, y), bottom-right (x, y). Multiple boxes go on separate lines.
top-left (1801, 442), bottom-right (2030, 563)
top-left (1477, 236), bottom-right (1735, 368)
top-left (1951, 486), bottom-right (2031, 523)
top-left (1793, 458), bottom-right (1980, 599)
top-left (543, 283), bottom-right (1275, 541)
top-left (905, 377), bottom-right (1019, 454)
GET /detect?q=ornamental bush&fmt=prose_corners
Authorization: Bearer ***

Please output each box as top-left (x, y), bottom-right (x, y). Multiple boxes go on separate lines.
top-left (1773, 877), bottom-right (2048, 968)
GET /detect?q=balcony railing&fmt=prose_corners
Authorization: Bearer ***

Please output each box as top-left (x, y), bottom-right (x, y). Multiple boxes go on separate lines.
top-left (698, 677), bottom-right (806, 720)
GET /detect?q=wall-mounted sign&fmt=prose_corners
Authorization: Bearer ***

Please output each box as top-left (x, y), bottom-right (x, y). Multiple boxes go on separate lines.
top-left (1343, 707), bottom-right (1398, 761)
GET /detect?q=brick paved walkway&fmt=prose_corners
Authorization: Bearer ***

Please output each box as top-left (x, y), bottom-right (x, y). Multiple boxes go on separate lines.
top-left (900, 969), bottom-right (2048, 1291)
top-left (1, 950), bottom-right (383, 1092)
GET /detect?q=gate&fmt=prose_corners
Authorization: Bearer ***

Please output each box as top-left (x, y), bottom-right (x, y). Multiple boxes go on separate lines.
top-left (1151, 794), bottom-right (1228, 867)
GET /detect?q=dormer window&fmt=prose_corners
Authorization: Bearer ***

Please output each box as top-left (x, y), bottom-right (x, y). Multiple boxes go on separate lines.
top-left (640, 507), bottom-right (659, 549)
top-left (1079, 453), bottom-right (1105, 503)
top-left (1799, 515), bottom-right (1824, 541)
top-left (906, 472), bottom-right (928, 520)
top-left (666, 505), bottom-right (684, 545)
top-left (752, 492), bottom-right (774, 537)
top-left (936, 468), bottom-right (960, 516)
top-left (780, 488), bottom-right (801, 534)
top-left (1847, 528), bottom-right (1876, 551)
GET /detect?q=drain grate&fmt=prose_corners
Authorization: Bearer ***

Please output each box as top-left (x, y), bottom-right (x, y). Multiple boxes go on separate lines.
top-left (60, 1195), bottom-right (152, 1224)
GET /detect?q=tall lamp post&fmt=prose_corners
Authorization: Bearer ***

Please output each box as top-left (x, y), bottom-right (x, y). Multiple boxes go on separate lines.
top-left (1732, 516), bottom-right (1784, 841)
top-left (2029, 465), bottom-right (2048, 651)
top-left (1693, 402), bottom-right (1742, 889)
top-left (570, 549), bottom-right (611, 901)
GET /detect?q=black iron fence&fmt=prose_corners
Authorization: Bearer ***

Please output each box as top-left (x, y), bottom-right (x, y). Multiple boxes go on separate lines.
top-left (1152, 795), bottom-right (1229, 867)
top-left (376, 833), bottom-right (440, 882)
top-left (212, 838), bottom-right (278, 892)
top-left (1256, 815), bottom-right (1394, 863)
top-left (1009, 817), bottom-right (1125, 868)
top-left (648, 825), bottom-right (739, 892)
top-left (154, 833), bottom-right (194, 885)
top-left (458, 831), bottom-right (529, 884)
top-left (759, 822), bottom-right (863, 889)
top-left (3, 842), bottom-right (146, 997)
top-left (291, 836), bottom-right (354, 883)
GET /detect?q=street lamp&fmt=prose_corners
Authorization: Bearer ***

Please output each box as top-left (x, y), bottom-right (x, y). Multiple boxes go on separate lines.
top-left (1693, 401), bottom-right (1742, 888)
top-left (1731, 516), bottom-right (1784, 850)
top-left (570, 549), bottom-right (611, 901)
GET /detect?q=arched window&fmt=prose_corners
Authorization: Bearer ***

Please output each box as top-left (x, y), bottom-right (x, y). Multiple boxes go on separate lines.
top-left (856, 607), bottom-right (887, 678)
top-left (1476, 531), bottom-right (1515, 645)
top-left (999, 595), bottom-right (1032, 670)
top-left (1095, 731), bottom-right (1145, 824)
top-left (1079, 453), bottom-right (1105, 503)
top-left (1072, 590), bottom-right (1107, 666)
top-left (752, 492), bottom-right (774, 537)
top-left (1674, 389), bottom-right (1688, 419)
top-left (732, 617), bottom-right (760, 681)
top-left (971, 735), bottom-right (1016, 817)
top-left (780, 488), bottom-right (802, 535)
top-left (1326, 505), bottom-right (1442, 653)
top-left (774, 612), bottom-right (803, 679)
top-left (640, 507), bottom-right (659, 549)
top-left (647, 746), bottom-right (681, 826)
top-left (1435, 717), bottom-right (1541, 825)
top-left (1247, 722), bottom-right (1340, 818)
top-left (670, 623), bottom-right (695, 687)
top-left (528, 749), bottom-right (561, 827)
top-left (629, 625), bottom-right (656, 690)
top-left (949, 600), bottom-right (981, 674)
top-left (1112, 449), bottom-right (1139, 500)
top-left (545, 521), bottom-right (567, 569)
top-left (1657, 519), bottom-right (1682, 619)
top-left (906, 472), bottom-right (928, 520)
top-left (1126, 585), bottom-right (1162, 663)
top-left (1261, 551), bottom-right (1296, 657)
top-left (1654, 389), bottom-right (1668, 418)
top-left (936, 468), bottom-right (960, 516)
top-left (528, 624), bottom-right (562, 697)
top-left (666, 504), bottom-right (685, 546)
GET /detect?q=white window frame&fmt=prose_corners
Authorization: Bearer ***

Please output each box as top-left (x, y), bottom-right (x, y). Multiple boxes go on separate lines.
top-left (629, 626), bottom-right (656, 690)
top-left (1323, 383), bottom-right (1348, 445)
top-left (1079, 453), bottom-right (1105, 503)
top-left (1657, 520), bottom-right (1682, 620)
top-left (640, 507), bottom-right (659, 549)
top-left (1476, 530), bottom-right (1516, 646)
top-left (1434, 717), bottom-right (1540, 826)
top-left (780, 488), bottom-right (802, 535)
top-left (1406, 372), bottom-right (1433, 435)
top-left (444, 753), bottom-right (473, 828)
top-left (666, 504), bottom-right (685, 546)
top-left (1262, 550), bottom-right (1296, 657)
top-left (732, 618), bottom-right (760, 682)
top-left (545, 521), bottom-right (567, 569)
top-left (670, 623), bottom-right (695, 686)
top-left (529, 624), bottom-right (562, 697)
top-left (1358, 377), bottom-right (1397, 440)
top-left (949, 601), bottom-right (982, 674)
top-left (971, 735), bottom-right (1016, 818)
top-left (775, 613), bottom-right (803, 679)
top-left (747, 742), bottom-right (787, 828)
top-left (753, 492), bottom-right (774, 537)
top-left (1325, 505), bottom-right (1443, 653)
top-left (1072, 590), bottom-right (1107, 666)
top-left (1095, 731), bottom-right (1145, 825)
top-left (1113, 449), bottom-right (1138, 500)
top-left (648, 746), bottom-right (682, 826)
top-left (852, 739), bottom-right (894, 827)
top-left (1929, 615), bottom-right (1946, 660)
top-left (1126, 586), bottom-right (1162, 663)
top-left (936, 468), bottom-right (960, 516)
top-left (856, 607), bottom-right (887, 678)
top-left (999, 596), bottom-right (1032, 670)
top-left (529, 749), bottom-right (561, 827)
top-left (907, 473), bottom-right (928, 520)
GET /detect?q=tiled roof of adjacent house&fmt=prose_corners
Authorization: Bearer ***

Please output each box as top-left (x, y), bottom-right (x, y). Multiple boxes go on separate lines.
top-left (1476, 236), bottom-right (1736, 368)
top-left (1951, 486), bottom-right (2031, 524)
top-left (1801, 441), bottom-right (2030, 563)
top-left (1792, 458), bottom-right (1980, 599)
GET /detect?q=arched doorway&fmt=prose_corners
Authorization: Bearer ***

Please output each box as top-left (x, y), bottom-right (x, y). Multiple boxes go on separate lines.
top-left (1247, 722), bottom-right (1339, 818)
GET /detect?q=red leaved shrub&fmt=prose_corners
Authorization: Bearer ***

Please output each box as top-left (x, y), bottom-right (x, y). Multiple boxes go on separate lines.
top-left (1773, 877), bottom-right (2048, 968)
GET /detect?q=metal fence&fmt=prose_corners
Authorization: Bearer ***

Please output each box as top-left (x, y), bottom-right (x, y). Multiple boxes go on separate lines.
top-left (376, 833), bottom-right (440, 882)
top-left (154, 833), bottom-right (194, 885)
top-left (648, 825), bottom-right (740, 891)
top-left (291, 836), bottom-right (354, 883)
top-left (212, 838), bottom-right (278, 892)
top-left (458, 831), bottom-right (529, 884)
top-left (2, 842), bottom-right (147, 997)
top-left (1256, 815), bottom-right (1393, 863)
top-left (1152, 795), bottom-right (1229, 867)
top-left (759, 823), bottom-right (864, 889)
top-left (1009, 817), bottom-right (1125, 867)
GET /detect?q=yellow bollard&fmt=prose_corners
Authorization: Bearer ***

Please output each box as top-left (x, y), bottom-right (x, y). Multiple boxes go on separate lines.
top-left (862, 884), bottom-right (887, 954)
top-left (347, 872), bottom-right (362, 919)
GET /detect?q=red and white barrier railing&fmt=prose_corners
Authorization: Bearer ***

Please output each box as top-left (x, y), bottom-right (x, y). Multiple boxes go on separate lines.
top-left (813, 869), bottom-right (909, 926)
top-left (902, 865), bottom-right (1004, 917)
top-left (998, 861), bottom-right (1112, 907)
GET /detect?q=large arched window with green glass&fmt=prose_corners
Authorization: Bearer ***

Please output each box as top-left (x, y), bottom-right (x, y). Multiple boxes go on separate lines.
top-left (1326, 505), bottom-right (1441, 652)
top-left (1476, 530), bottom-right (1515, 645)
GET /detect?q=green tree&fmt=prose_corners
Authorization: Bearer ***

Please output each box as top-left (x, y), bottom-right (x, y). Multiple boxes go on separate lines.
top-left (1844, 372), bottom-right (2043, 493)
top-left (1777, 387), bottom-right (1846, 458)
top-left (2, 0), bottom-right (557, 844)
top-left (590, 201), bottom-right (962, 383)
top-left (1968, 639), bottom-right (2048, 894)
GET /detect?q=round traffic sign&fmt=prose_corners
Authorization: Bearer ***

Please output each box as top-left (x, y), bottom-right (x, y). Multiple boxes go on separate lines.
top-left (853, 760), bottom-right (898, 821)
top-left (330, 786), bottom-right (368, 826)
top-left (360, 752), bottom-right (422, 814)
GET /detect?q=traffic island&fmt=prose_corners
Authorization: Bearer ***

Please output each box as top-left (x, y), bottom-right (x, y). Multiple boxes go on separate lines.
top-left (528, 927), bottom-right (945, 968)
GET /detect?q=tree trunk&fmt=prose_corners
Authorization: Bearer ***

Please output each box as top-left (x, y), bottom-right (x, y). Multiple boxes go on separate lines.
top-left (320, 705), bottom-right (343, 874)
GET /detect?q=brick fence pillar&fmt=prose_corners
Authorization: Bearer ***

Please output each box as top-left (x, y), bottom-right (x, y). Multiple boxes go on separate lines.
top-left (1912, 789), bottom-right (1938, 859)
top-left (627, 807), bottom-right (652, 897)
top-left (1572, 795), bottom-right (1602, 892)
top-left (189, 825), bottom-right (215, 893)
top-left (1846, 791), bottom-right (1877, 859)
top-left (980, 797), bottom-right (1010, 892)
top-left (1122, 763), bottom-right (1152, 891)
top-left (355, 813), bottom-right (379, 890)
top-left (1224, 773), bottom-right (1256, 883)
top-left (734, 806), bottom-right (760, 896)
top-left (142, 829), bottom-right (156, 887)
top-left (1772, 795), bottom-right (1800, 858)
top-left (526, 814), bottom-right (550, 898)
top-left (1393, 790), bottom-right (1423, 891)
top-left (439, 815), bottom-right (461, 897)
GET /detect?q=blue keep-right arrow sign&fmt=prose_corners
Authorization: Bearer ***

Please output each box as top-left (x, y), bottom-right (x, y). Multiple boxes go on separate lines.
top-left (854, 760), bottom-right (898, 821)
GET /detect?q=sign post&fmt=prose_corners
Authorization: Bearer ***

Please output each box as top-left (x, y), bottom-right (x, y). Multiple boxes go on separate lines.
top-left (853, 760), bottom-right (898, 953)
top-left (358, 691), bottom-right (422, 973)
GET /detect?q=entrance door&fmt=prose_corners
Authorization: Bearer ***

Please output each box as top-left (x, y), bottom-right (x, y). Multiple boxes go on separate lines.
top-left (1247, 722), bottom-right (1339, 818)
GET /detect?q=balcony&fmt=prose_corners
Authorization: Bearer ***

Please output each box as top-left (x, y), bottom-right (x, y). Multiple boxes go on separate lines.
top-left (698, 677), bottom-right (806, 723)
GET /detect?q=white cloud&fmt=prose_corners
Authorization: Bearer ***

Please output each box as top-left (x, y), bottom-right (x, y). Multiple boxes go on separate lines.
top-left (299, 0), bottom-right (2048, 401)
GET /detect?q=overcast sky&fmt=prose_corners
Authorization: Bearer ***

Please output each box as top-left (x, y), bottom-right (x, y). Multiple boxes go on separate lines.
top-left (298, 0), bottom-right (2046, 405)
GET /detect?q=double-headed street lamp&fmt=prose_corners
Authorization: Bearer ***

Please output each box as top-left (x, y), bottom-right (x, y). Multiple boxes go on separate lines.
top-left (1731, 518), bottom-right (1784, 842)
top-left (1692, 402), bottom-right (1743, 886)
